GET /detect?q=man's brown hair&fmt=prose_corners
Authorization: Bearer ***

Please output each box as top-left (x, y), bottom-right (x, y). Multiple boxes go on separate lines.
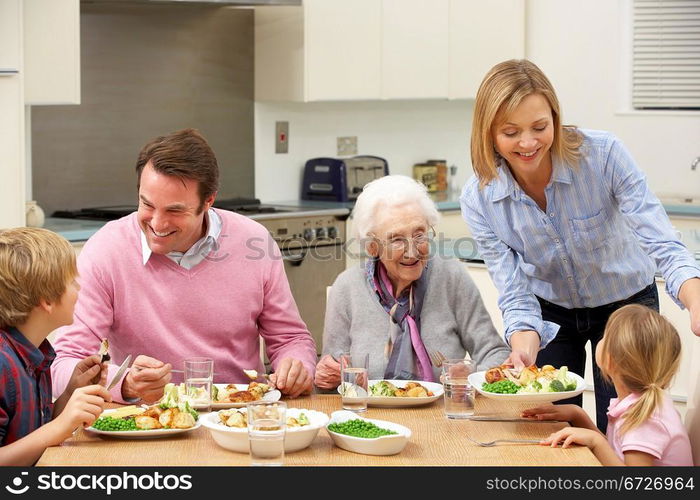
top-left (135, 128), bottom-right (219, 211)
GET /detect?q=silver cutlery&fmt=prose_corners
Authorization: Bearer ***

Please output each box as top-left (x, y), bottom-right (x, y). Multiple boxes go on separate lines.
top-left (106, 355), bottom-right (132, 390)
top-left (467, 436), bottom-right (543, 447)
top-left (466, 416), bottom-right (559, 422)
top-left (427, 349), bottom-right (447, 367)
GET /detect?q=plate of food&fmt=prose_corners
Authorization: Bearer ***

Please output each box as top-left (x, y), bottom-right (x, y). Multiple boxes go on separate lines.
top-left (210, 382), bottom-right (281, 409)
top-left (468, 365), bottom-right (585, 403)
top-left (336, 380), bottom-right (443, 407)
top-left (86, 404), bottom-right (201, 439)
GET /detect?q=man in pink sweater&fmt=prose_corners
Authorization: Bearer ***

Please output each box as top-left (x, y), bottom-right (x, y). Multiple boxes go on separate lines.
top-left (51, 129), bottom-right (317, 403)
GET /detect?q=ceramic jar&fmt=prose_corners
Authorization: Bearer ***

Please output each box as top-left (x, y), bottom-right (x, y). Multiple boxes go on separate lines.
top-left (25, 200), bottom-right (45, 228)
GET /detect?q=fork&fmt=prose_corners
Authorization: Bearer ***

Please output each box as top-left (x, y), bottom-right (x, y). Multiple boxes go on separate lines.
top-left (467, 436), bottom-right (543, 447)
top-left (428, 349), bottom-right (447, 367)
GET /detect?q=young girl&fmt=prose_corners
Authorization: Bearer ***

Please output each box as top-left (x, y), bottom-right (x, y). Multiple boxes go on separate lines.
top-left (523, 304), bottom-right (693, 466)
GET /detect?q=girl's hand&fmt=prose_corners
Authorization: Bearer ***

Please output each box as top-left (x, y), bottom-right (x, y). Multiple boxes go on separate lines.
top-left (522, 404), bottom-right (582, 423)
top-left (541, 427), bottom-right (602, 449)
top-left (314, 354), bottom-right (341, 389)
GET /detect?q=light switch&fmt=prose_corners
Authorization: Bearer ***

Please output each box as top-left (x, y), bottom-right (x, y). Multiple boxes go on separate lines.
top-left (275, 121), bottom-right (289, 154)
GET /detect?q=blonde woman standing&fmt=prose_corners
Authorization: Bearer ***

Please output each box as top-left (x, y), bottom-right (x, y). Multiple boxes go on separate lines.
top-left (460, 59), bottom-right (700, 432)
top-left (524, 305), bottom-right (692, 466)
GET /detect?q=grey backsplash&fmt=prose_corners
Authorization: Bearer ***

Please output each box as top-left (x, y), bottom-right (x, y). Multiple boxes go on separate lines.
top-left (31, 3), bottom-right (254, 215)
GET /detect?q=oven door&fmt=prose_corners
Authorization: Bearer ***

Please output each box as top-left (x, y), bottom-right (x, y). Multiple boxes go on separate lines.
top-left (281, 243), bottom-right (345, 356)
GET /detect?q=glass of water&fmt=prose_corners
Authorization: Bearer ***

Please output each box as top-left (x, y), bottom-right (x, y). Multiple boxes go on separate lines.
top-left (441, 359), bottom-right (475, 419)
top-left (184, 357), bottom-right (213, 412)
top-left (339, 352), bottom-right (369, 413)
top-left (247, 401), bottom-right (287, 466)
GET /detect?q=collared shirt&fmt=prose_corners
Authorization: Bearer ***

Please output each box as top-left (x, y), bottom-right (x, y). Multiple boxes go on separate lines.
top-left (0, 327), bottom-right (55, 445)
top-left (606, 392), bottom-right (693, 465)
top-left (140, 208), bottom-right (222, 270)
top-left (461, 129), bottom-right (700, 346)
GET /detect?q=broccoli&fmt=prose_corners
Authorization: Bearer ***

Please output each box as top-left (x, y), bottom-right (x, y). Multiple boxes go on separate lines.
top-left (159, 383), bottom-right (179, 409)
top-left (297, 412), bottom-right (309, 426)
top-left (370, 380), bottom-right (397, 397)
top-left (211, 384), bottom-right (219, 401)
top-left (521, 380), bottom-right (543, 393)
top-left (177, 400), bottom-right (199, 421)
top-left (548, 379), bottom-right (566, 392)
top-left (556, 366), bottom-right (577, 392)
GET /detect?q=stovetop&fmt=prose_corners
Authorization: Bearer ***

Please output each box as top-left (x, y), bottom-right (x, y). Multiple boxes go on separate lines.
top-left (52, 198), bottom-right (299, 221)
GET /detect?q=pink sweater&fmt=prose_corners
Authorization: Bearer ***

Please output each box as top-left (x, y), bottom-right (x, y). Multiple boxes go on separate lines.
top-left (51, 210), bottom-right (317, 402)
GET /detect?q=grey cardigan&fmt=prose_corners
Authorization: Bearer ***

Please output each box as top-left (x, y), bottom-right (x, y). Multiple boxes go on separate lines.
top-left (322, 257), bottom-right (510, 380)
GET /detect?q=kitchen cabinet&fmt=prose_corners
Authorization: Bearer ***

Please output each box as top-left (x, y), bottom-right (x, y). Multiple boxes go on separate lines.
top-left (434, 209), bottom-right (470, 239)
top-left (23, 0), bottom-right (80, 104)
top-left (255, 0), bottom-right (524, 101)
top-left (0, 0), bottom-right (25, 229)
top-left (449, 0), bottom-right (525, 99)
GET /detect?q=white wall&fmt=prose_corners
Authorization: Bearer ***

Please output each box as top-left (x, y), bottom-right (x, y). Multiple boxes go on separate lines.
top-left (255, 100), bottom-right (474, 202)
top-left (255, 0), bottom-right (700, 202)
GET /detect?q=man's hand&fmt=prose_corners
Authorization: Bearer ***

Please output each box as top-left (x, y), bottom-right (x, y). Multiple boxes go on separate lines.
top-left (506, 330), bottom-right (540, 369)
top-left (269, 358), bottom-right (312, 398)
top-left (66, 355), bottom-right (108, 395)
top-left (314, 354), bottom-right (341, 389)
top-left (122, 355), bottom-right (172, 403)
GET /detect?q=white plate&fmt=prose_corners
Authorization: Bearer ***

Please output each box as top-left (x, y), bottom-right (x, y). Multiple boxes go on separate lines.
top-left (326, 410), bottom-right (411, 456)
top-left (85, 409), bottom-right (202, 439)
top-left (337, 380), bottom-right (443, 407)
top-left (211, 383), bottom-right (281, 409)
top-left (468, 371), bottom-right (586, 403)
top-left (202, 408), bottom-right (329, 453)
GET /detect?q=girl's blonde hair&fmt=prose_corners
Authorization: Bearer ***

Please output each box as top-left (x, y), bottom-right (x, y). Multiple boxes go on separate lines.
top-left (600, 304), bottom-right (682, 435)
top-left (470, 59), bottom-right (583, 187)
top-left (0, 227), bottom-right (77, 329)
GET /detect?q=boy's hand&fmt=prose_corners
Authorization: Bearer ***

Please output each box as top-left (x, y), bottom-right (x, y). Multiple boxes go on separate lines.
top-left (51, 385), bottom-right (111, 443)
top-left (122, 355), bottom-right (171, 403)
top-left (66, 355), bottom-right (108, 394)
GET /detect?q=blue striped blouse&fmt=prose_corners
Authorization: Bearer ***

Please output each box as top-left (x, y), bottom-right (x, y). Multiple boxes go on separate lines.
top-left (460, 129), bottom-right (700, 347)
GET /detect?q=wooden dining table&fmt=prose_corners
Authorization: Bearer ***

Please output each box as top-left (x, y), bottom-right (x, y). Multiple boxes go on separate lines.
top-left (37, 393), bottom-right (600, 466)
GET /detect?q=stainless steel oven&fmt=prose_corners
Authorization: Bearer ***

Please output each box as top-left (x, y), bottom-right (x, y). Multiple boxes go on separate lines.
top-left (252, 209), bottom-right (348, 355)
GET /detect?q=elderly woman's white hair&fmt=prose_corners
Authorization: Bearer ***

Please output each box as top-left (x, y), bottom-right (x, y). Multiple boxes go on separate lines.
top-left (352, 175), bottom-right (440, 242)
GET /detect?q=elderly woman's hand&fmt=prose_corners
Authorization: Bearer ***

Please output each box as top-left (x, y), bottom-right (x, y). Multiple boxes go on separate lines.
top-left (314, 354), bottom-right (341, 389)
top-left (506, 330), bottom-right (540, 369)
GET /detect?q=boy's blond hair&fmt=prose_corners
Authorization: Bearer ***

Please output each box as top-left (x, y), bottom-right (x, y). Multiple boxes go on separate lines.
top-left (600, 304), bottom-right (682, 435)
top-left (0, 227), bottom-right (77, 328)
top-left (471, 59), bottom-right (583, 188)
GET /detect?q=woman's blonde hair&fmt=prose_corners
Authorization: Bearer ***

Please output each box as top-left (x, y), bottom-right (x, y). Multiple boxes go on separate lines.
top-left (471, 59), bottom-right (583, 187)
top-left (599, 304), bottom-right (682, 435)
top-left (0, 227), bottom-right (77, 328)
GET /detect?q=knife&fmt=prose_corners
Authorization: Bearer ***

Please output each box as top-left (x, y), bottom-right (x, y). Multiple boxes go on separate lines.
top-left (466, 416), bottom-right (559, 422)
top-left (106, 354), bottom-right (132, 391)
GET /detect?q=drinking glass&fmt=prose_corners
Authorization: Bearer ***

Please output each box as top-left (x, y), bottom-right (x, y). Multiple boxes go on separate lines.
top-left (339, 352), bottom-right (369, 413)
top-left (184, 357), bottom-right (213, 411)
top-left (441, 359), bottom-right (475, 419)
top-left (247, 401), bottom-right (287, 466)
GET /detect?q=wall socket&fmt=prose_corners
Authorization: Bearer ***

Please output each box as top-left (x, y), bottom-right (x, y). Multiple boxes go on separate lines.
top-left (337, 136), bottom-right (357, 156)
top-left (275, 121), bottom-right (289, 154)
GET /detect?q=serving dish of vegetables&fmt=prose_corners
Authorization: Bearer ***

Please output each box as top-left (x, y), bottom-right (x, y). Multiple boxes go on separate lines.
top-left (468, 365), bottom-right (585, 403)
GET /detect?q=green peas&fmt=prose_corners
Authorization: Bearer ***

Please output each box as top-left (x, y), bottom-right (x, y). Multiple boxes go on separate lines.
top-left (92, 416), bottom-right (140, 431)
top-left (482, 380), bottom-right (520, 394)
top-left (328, 419), bottom-right (397, 438)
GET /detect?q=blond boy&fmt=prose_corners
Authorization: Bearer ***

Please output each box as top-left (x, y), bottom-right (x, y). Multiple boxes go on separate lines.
top-left (0, 228), bottom-right (111, 465)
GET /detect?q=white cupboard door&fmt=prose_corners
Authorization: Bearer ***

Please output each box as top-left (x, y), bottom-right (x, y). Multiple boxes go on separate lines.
top-left (305, 0), bottom-right (381, 101)
top-left (0, 76), bottom-right (25, 228)
top-left (23, 0), bottom-right (80, 104)
top-left (0, 0), bottom-right (21, 72)
top-left (449, 0), bottom-right (525, 99)
top-left (382, 0), bottom-right (449, 99)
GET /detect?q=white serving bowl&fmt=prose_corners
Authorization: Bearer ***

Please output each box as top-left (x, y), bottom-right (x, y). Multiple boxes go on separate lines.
top-left (325, 410), bottom-right (411, 456)
top-left (201, 408), bottom-right (329, 453)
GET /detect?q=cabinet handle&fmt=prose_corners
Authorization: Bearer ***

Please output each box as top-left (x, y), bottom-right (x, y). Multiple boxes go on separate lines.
top-left (0, 69), bottom-right (19, 76)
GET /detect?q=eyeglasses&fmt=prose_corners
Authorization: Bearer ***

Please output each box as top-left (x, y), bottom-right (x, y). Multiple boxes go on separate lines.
top-left (371, 227), bottom-right (436, 253)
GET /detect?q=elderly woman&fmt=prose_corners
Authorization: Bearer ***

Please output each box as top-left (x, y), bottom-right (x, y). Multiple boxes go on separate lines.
top-left (314, 175), bottom-right (510, 389)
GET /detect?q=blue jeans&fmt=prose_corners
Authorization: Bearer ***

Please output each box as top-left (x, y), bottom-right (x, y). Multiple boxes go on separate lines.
top-left (535, 283), bottom-right (659, 433)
